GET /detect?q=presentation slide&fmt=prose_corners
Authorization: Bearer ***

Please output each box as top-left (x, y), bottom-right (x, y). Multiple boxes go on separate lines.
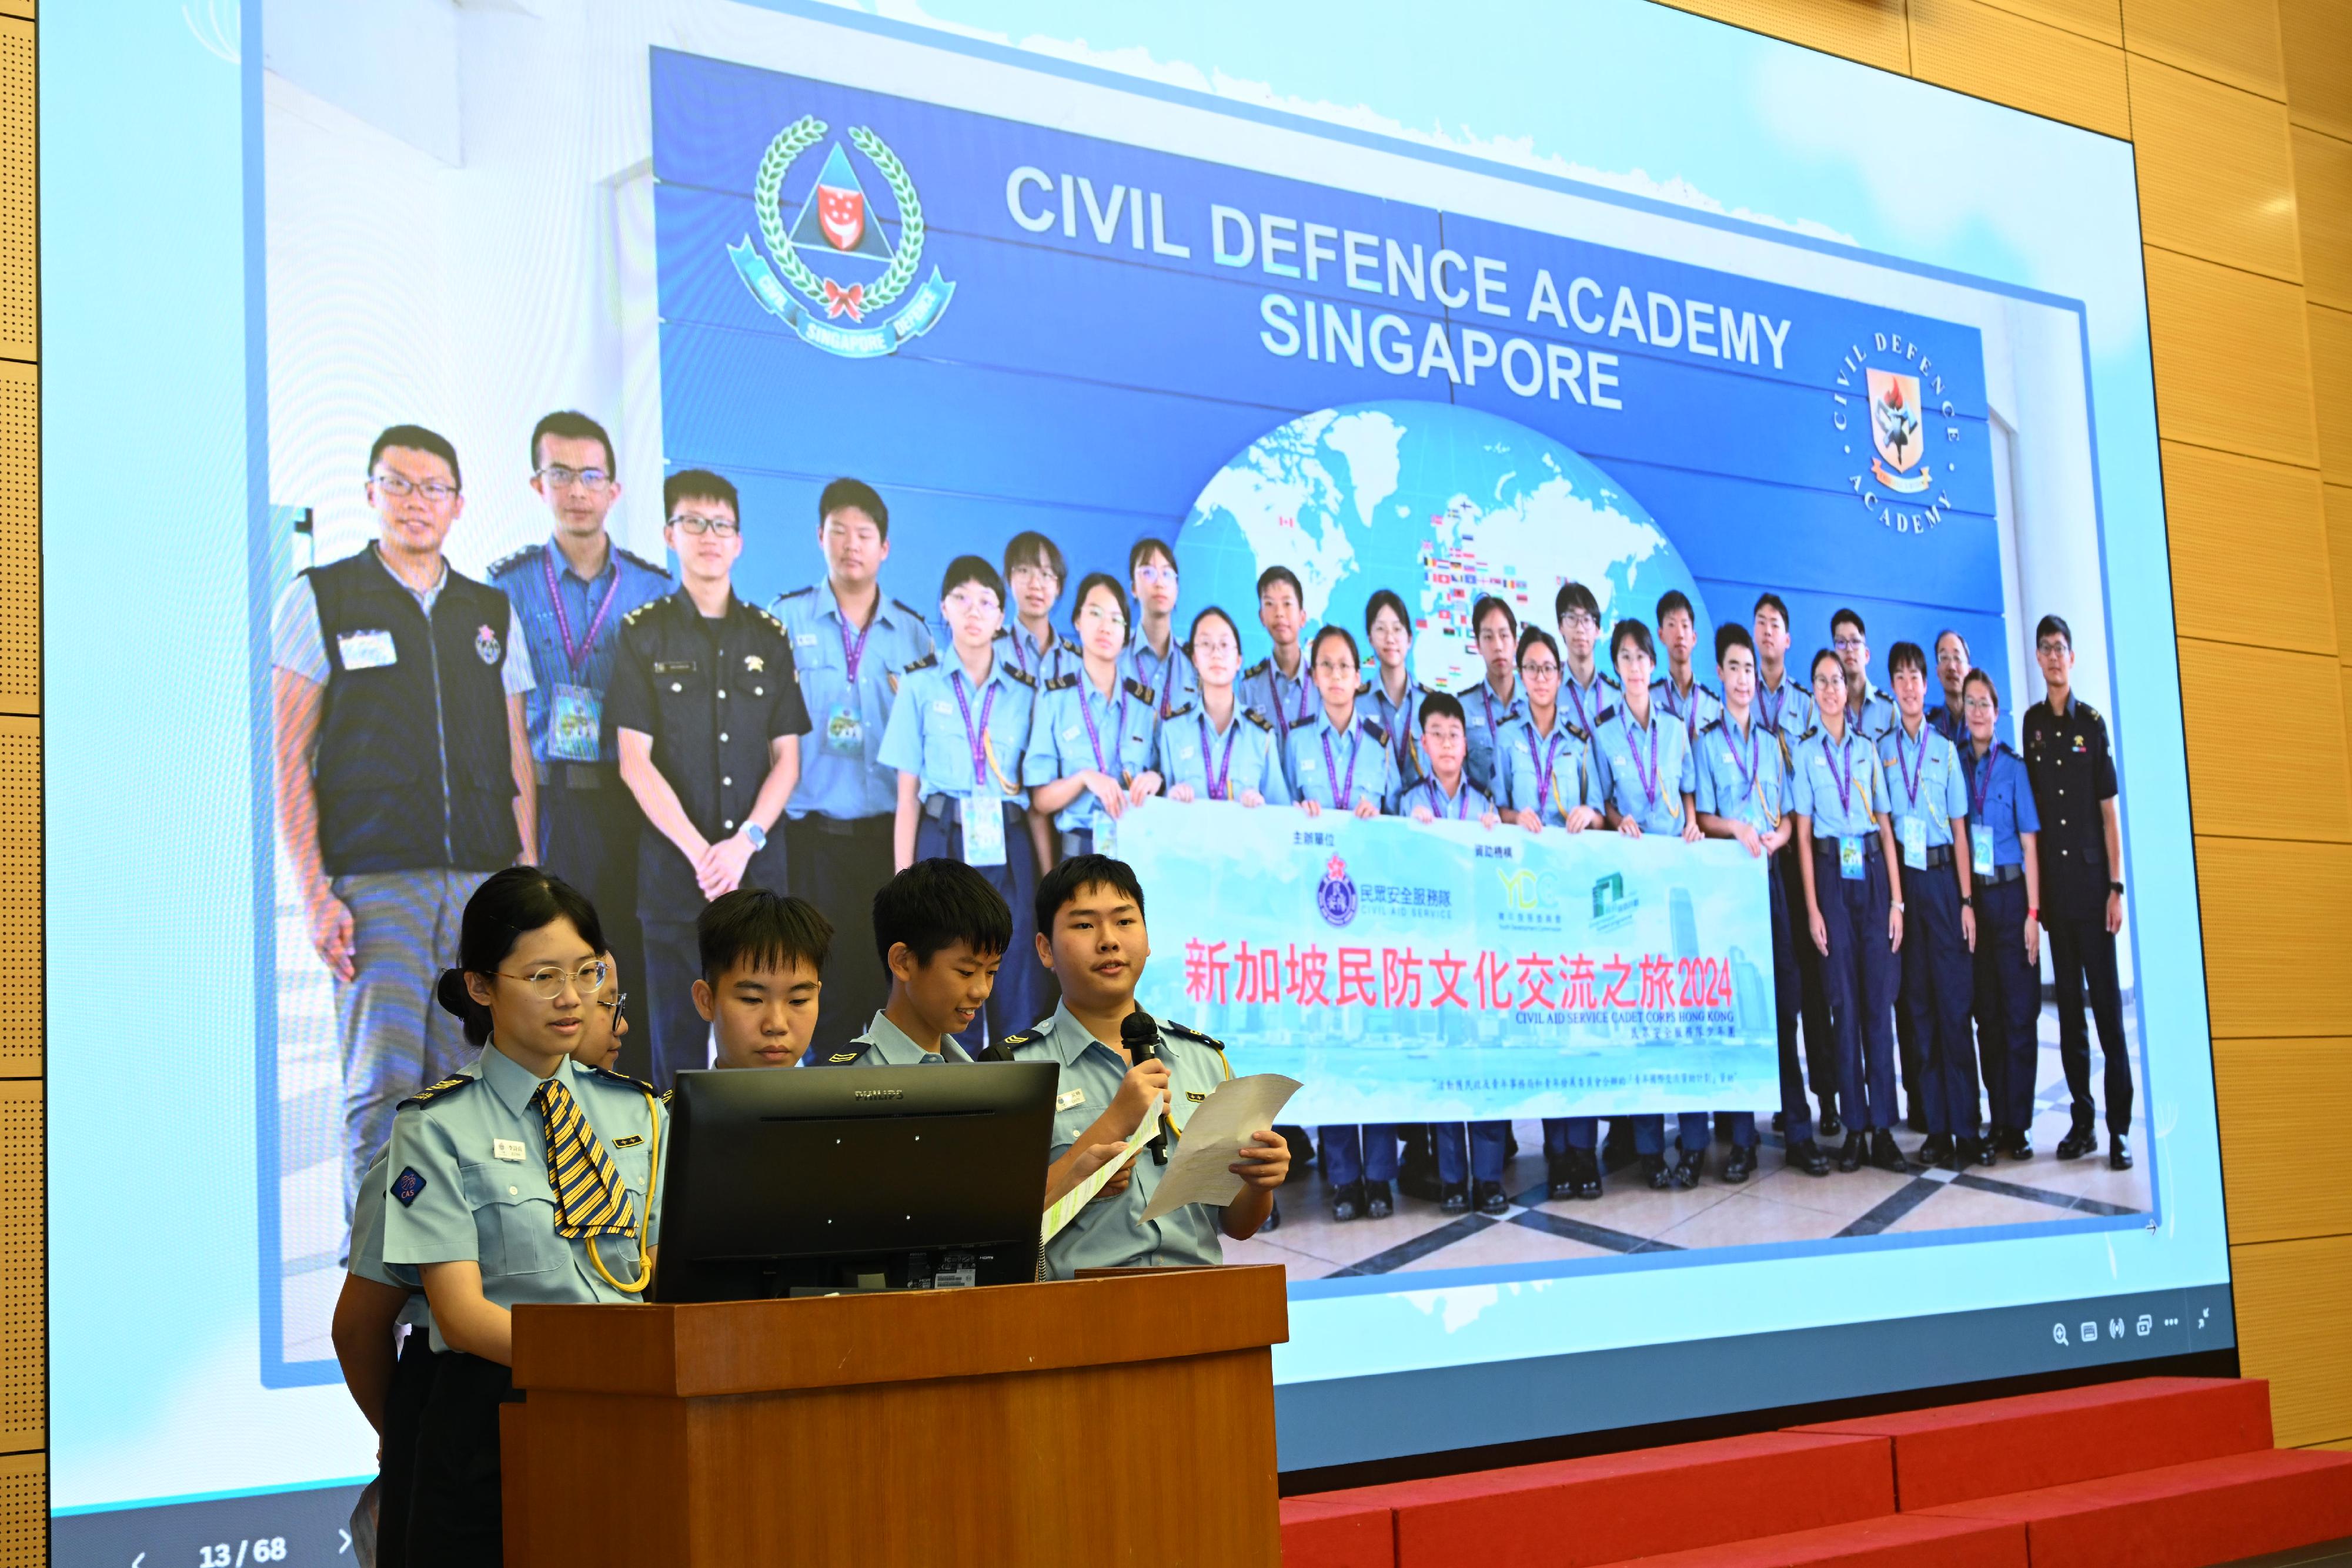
top-left (45, 0), bottom-right (2229, 1560)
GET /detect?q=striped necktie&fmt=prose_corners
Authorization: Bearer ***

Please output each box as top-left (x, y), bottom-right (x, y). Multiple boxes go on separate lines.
top-left (531, 1076), bottom-right (639, 1239)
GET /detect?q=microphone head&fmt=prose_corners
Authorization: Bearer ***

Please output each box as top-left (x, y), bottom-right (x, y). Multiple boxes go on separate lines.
top-left (1120, 1011), bottom-right (1161, 1055)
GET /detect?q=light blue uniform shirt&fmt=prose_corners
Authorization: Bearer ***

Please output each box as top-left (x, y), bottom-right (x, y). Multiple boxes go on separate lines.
top-left (1238, 653), bottom-right (1316, 781)
top-left (1963, 741), bottom-right (2041, 868)
top-left (1496, 711), bottom-right (1596, 825)
top-left (1756, 670), bottom-right (1815, 748)
top-left (1284, 708), bottom-right (1398, 814)
top-left (774, 580), bottom-right (937, 822)
top-left (814, 1009), bottom-right (974, 1066)
top-left (995, 622), bottom-right (1078, 688)
top-left (1655, 672), bottom-right (1723, 757)
top-left (1122, 626), bottom-right (1200, 722)
top-left (1393, 773), bottom-right (1495, 821)
top-left (1591, 702), bottom-right (1697, 835)
top-left (1878, 718), bottom-right (1968, 850)
top-left (1454, 677), bottom-right (1527, 795)
top-left (1008, 1002), bottom-right (1234, 1279)
top-left (1790, 722), bottom-right (1890, 842)
top-left (1362, 674), bottom-right (1432, 794)
top-left (352, 1148), bottom-right (434, 1331)
top-left (1156, 700), bottom-right (1291, 804)
top-left (1693, 710), bottom-right (1790, 833)
top-left (1849, 677), bottom-right (1899, 742)
top-left (1023, 669), bottom-right (1162, 834)
top-left (491, 539), bottom-right (672, 765)
top-left (381, 1045), bottom-right (666, 1352)
top-left (877, 650), bottom-right (1038, 808)
top-left (1558, 665), bottom-right (1622, 741)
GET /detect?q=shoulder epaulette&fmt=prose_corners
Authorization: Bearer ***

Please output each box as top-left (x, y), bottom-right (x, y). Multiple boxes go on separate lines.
top-left (888, 597), bottom-right (926, 624)
top-left (1043, 672), bottom-right (1079, 693)
top-left (998, 1031), bottom-right (1036, 1049)
top-left (1355, 679), bottom-right (1374, 697)
top-left (1164, 700), bottom-right (1196, 720)
top-left (750, 605), bottom-right (786, 634)
top-left (1416, 680), bottom-right (1439, 697)
top-left (616, 546), bottom-right (667, 577)
top-left (2077, 701), bottom-right (2103, 724)
top-left (622, 600), bottom-right (660, 626)
top-left (1700, 680), bottom-right (1720, 699)
top-left (1122, 676), bottom-right (1155, 704)
top-left (820, 1045), bottom-right (869, 1065)
top-left (776, 584), bottom-right (817, 602)
top-left (1244, 657), bottom-right (1271, 678)
top-left (1798, 724), bottom-right (1822, 743)
top-left (398, 1074), bottom-right (478, 1111)
top-left (1242, 707), bottom-right (1274, 732)
top-left (1164, 1019), bottom-right (1225, 1052)
top-left (1996, 741), bottom-right (2022, 760)
top-left (1699, 717), bottom-right (1724, 735)
top-left (588, 1063), bottom-right (660, 1096)
top-left (487, 543), bottom-right (543, 577)
top-left (901, 651), bottom-right (938, 673)
top-left (1566, 720), bottom-right (1591, 742)
top-left (1593, 704), bottom-right (1618, 727)
top-left (1452, 679), bottom-right (1483, 697)
top-left (1363, 717), bottom-right (1389, 745)
top-left (1600, 670), bottom-right (1623, 689)
top-left (1002, 664), bottom-right (1038, 690)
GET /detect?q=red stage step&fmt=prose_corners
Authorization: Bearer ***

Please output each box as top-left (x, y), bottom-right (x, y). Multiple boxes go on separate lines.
top-left (1592, 1512), bottom-right (2028, 1568)
top-left (1793, 1376), bottom-right (2274, 1509)
top-left (1915, 1447), bottom-right (2352, 1568)
top-left (1279, 1494), bottom-right (1394, 1568)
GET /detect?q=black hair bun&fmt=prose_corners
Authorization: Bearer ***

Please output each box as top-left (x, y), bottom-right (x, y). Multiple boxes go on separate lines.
top-left (434, 967), bottom-right (475, 1020)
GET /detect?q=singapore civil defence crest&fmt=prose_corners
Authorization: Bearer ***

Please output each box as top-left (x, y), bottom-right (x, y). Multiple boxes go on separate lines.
top-left (726, 115), bottom-right (956, 360)
top-left (1830, 330), bottom-right (1964, 533)
top-left (1317, 854), bottom-right (1359, 930)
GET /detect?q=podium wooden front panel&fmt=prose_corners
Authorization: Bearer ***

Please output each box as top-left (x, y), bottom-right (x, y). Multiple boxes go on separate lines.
top-left (505, 1265), bottom-right (1289, 1567)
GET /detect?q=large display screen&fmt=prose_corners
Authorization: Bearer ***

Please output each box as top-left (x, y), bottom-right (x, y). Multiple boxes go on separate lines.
top-left (48, 0), bottom-right (2230, 1558)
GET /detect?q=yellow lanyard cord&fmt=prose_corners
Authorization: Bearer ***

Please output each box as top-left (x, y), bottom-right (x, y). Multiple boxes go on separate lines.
top-left (584, 1086), bottom-right (662, 1296)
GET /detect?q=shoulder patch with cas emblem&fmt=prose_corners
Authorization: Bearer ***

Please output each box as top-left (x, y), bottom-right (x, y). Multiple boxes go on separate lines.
top-left (391, 1166), bottom-right (427, 1207)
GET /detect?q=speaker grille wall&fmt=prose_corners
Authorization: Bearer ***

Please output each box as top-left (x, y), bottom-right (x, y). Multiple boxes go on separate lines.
top-left (0, 1085), bottom-right (31, 1458)
top-left (0, 363), bottom-right (31, 714)
top-left (0, 1453), bottom-right (38, 1567)
top-left (0, 19), bottom-right (27, 363)
top-left (0, 721), bottom-right (30, 1082)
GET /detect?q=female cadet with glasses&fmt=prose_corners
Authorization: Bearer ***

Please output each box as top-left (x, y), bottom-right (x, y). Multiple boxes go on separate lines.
top-left (1155, 606), bottom-right (1291, 807)
top-left (1024, 572), bottom-right (1162, 862)
top-left (381, 868), bottom-right (664, 1565)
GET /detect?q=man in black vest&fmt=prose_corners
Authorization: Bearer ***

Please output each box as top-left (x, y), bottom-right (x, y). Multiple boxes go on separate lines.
top-left (270, 423), bottom-right (538, 1230)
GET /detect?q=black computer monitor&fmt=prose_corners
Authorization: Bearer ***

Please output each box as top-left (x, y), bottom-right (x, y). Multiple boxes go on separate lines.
top-left (650, 1061), bottom-right (1059, 1302)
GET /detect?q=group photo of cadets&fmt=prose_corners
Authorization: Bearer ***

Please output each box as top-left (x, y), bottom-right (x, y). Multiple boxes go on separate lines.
top-left (280, 406), bottom-right (2151, 1359)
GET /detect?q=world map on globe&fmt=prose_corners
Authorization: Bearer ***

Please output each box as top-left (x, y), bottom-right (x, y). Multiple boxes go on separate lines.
top-left (1175, 400), bottom-right (1713, 693)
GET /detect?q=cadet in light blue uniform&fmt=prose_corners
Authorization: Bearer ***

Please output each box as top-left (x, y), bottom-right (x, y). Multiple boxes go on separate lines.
top-left (1755, 591), bottom-right (1836, 1139)
top-left (338, 1142), bottom-right (442, 1568)
top-left (1552, 581), bottom-right (1622, 743)
top-left (1239, 564), bottom-right (1317, 784)
top-left (1363, 589), bottom-right (1431, 795)
top-left (1652, 590), bottom-right (1723, 758)
top-left (1693, 624), bottom-right (1829, 1182)
top-left (1790, 648), bottom-right (1906, 1175)
top-left (997, 529), bottom-right (1078, 687)
top-left (831, 1009), bottom-right (974, 1065)
top-left (381, 870), bottom-right (663, 1566)
top-left (1024, 572), bottom-right (1162, 861)
top-left (1455, 594), bottom-right (1529, 794)
top-left (1122, 537), bottom-right (1200, 722)
top-left (1007, 855), bottom-right (1285, 1276)
top-left (1289, 625), bottom-right (1401, 1219)
top-left (1832, 608), bottom-right (1899, 741)
top-left (1589, 618), bottom-right (1708, 1187)
top-left (773, 478), bottom-right (937, 1052)
top-left (1880, 641), bottom-right (1980, 1167)
top-left (878, 554), bottom-right (1045, 1049)
top-left (1157, 607), bottom-right (1292, 807)
top-left (1960, 668), bottom-right (2044, 1160)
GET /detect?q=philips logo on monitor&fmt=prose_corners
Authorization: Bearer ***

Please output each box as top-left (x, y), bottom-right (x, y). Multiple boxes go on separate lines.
top-left (852, 1087), bottom-right (908, 1101)
top-left (1830, 330), bottom-right (1970, 533)
top-left (726, 115), bottom-right (957, 360)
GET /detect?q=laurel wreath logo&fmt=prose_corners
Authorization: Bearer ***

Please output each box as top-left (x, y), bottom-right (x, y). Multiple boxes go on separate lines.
top-left (752, 115), bottom-right (927, 314)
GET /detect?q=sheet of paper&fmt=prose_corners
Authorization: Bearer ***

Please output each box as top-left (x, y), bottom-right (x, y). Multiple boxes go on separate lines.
top-left (1138, 1074), bottom-right (1302, 1223)
top-left (1040, 1101), bottom-right (1160, 1245)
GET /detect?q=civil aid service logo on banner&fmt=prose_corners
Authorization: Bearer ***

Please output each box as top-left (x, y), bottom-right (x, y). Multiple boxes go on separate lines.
top-left (1317, 854), bottom-right (1360, 929)
top-left (1830, 330), bottom-right (1966, 535)
top-left (727, 115), bottom-right (956, 360)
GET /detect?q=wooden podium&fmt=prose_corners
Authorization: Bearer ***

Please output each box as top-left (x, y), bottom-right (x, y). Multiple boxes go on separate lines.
top-left (501, 1264), bottom-right (1289, 1566)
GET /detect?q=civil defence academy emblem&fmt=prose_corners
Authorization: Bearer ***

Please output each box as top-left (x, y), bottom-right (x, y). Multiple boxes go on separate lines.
top-left (727, 115), bottom-right (956, 360)
top-left (1830, 329), bottom-right (1965, 535)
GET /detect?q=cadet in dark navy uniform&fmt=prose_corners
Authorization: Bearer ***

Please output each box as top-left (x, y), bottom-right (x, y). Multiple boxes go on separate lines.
top-left (490, 412), bottom-right (670, 1075)
top-left (608, 469), bottom-right (810, 1088)
top-left (1962, 668), bottom-right (2042, 1162)
top-left (2022, 614), bottom-right (2133, 1170)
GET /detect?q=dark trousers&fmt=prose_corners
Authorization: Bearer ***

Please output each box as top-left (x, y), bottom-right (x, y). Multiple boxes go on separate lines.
top-left (1902, 861), bottom-right (1980, 1139)
top-left (1816, 843), bottom-right (1900, 1134)
top-left (405, 1351), bottom-right (512, 1567)
top-left (375, 1329), bottom-right (439, 1568)
top-left (1973, 877), bottom-right (2041, 1133)
top-left (785, 813), bottom-right (894, 1055)
top-left (1782, 839), bottom-right (1840, 1121)
top-left (1436, 1121), bottom-right (1508, 1184)
top-left (1721, 857), bottom-right (1813, 1149)
top-left (537, 770), bottom-right (647, 1071)
top-left (2049, 914), bottom-right (2133, 1134)
top-left (1542, 1118), bottom-right (1597, 1154)
top-left (1632, 1112), bottom-right (1712, 1157)
top-left (640, 917), bottom-right (710, 1089)
top-left (916, 801), bottom-right (1046, 1048)
top-left (1322, 1124), bottom-right (1399, 1187)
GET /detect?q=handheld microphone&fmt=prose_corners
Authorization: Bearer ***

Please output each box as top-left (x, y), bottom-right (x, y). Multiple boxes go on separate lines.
top-left (1120, 1011), bottom-right (1171, 1164)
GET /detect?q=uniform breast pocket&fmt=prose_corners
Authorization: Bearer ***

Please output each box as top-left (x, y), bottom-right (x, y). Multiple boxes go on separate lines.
top-left (460, 1161), bottom-right (569, 1278)
top-left (1051, 1100), bottom-right (1096, 1156)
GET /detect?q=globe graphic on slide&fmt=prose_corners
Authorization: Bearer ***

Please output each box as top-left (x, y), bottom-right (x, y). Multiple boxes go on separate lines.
top-left (1175, 400), bottom-right (1709, 694)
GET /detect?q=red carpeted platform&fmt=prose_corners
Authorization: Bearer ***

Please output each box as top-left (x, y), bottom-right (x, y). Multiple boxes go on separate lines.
top-left (1591, 1513), bottom-right (2028, 1568)
top-left (1793, 1376), bottom-right (2275, 1509)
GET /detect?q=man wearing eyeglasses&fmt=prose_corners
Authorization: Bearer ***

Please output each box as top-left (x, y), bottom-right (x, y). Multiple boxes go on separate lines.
top-left (608, 469), bottom-right (811, 1089)
top-left (270, 423), bottom-right (540, 1235)
top-left (1830, 608), bottom-right (1899, 743)
top-left (490, 412), bottom-right (671, 1077)
top-left (1122, 537), bottom-right (1199, 721)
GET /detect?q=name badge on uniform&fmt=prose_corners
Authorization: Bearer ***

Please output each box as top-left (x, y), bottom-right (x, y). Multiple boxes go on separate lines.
top-left (549, 684), bottom-right (602, 763)
top-left (1094, 816), bottom-right (1117, 858)
top-left (824, 703), bottom-right (865, 757)
top-left (338, 629), bottom-right (396, 670)
top-left (960, 793), bottom-right (1007, 867)
top-left (1055, 1088), bottom-right (1086, 1111)
top-left (1900, 814), bottom-right (1927, 871)
top-left (1839, 835), bottom-right (1866, 881)
top-left (492, 1138), bottom-right (527, 1162)
top-left (1971, 824), bottom-right (1996, 876)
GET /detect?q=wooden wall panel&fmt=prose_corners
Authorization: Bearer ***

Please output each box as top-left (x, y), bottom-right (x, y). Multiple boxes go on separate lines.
top-left (2232, 1235), bottom-right (2352, 1446)
top-left (0, 17), bottom-right (25, 367)
top-left (2190, 837), bottom-right (2352, 1038)
top-left (1970, 0), bottom-right (2117, 47)
top-left (2314, 304), bottom-right (2352, 483)
top-left (2332, 485), bottom-right (2352, 664)
top-left (2293, 128), bottom-right (2352, 312)
top-left (2213, 1038), bottom-right (2352, 1245)
top-left (2120, 0), bottom-right (2286, 99)
top-left (2144, 248), bottom-right (2320, 468)
top-left (2160, 442), bottom-right (2334, 653)
top-left (1909, 0), bottom-right (2130, 138)
top-left (2178, 640), bottom-right (2352, 842)
top-left (2130, 57), bottom-right (2301, 282)
top-left (2278, 0), bottom-right (2352, 142)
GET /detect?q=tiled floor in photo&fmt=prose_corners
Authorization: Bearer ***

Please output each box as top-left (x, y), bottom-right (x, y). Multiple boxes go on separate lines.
top-left (1227, 1004), bottom-right (2151, 1282)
